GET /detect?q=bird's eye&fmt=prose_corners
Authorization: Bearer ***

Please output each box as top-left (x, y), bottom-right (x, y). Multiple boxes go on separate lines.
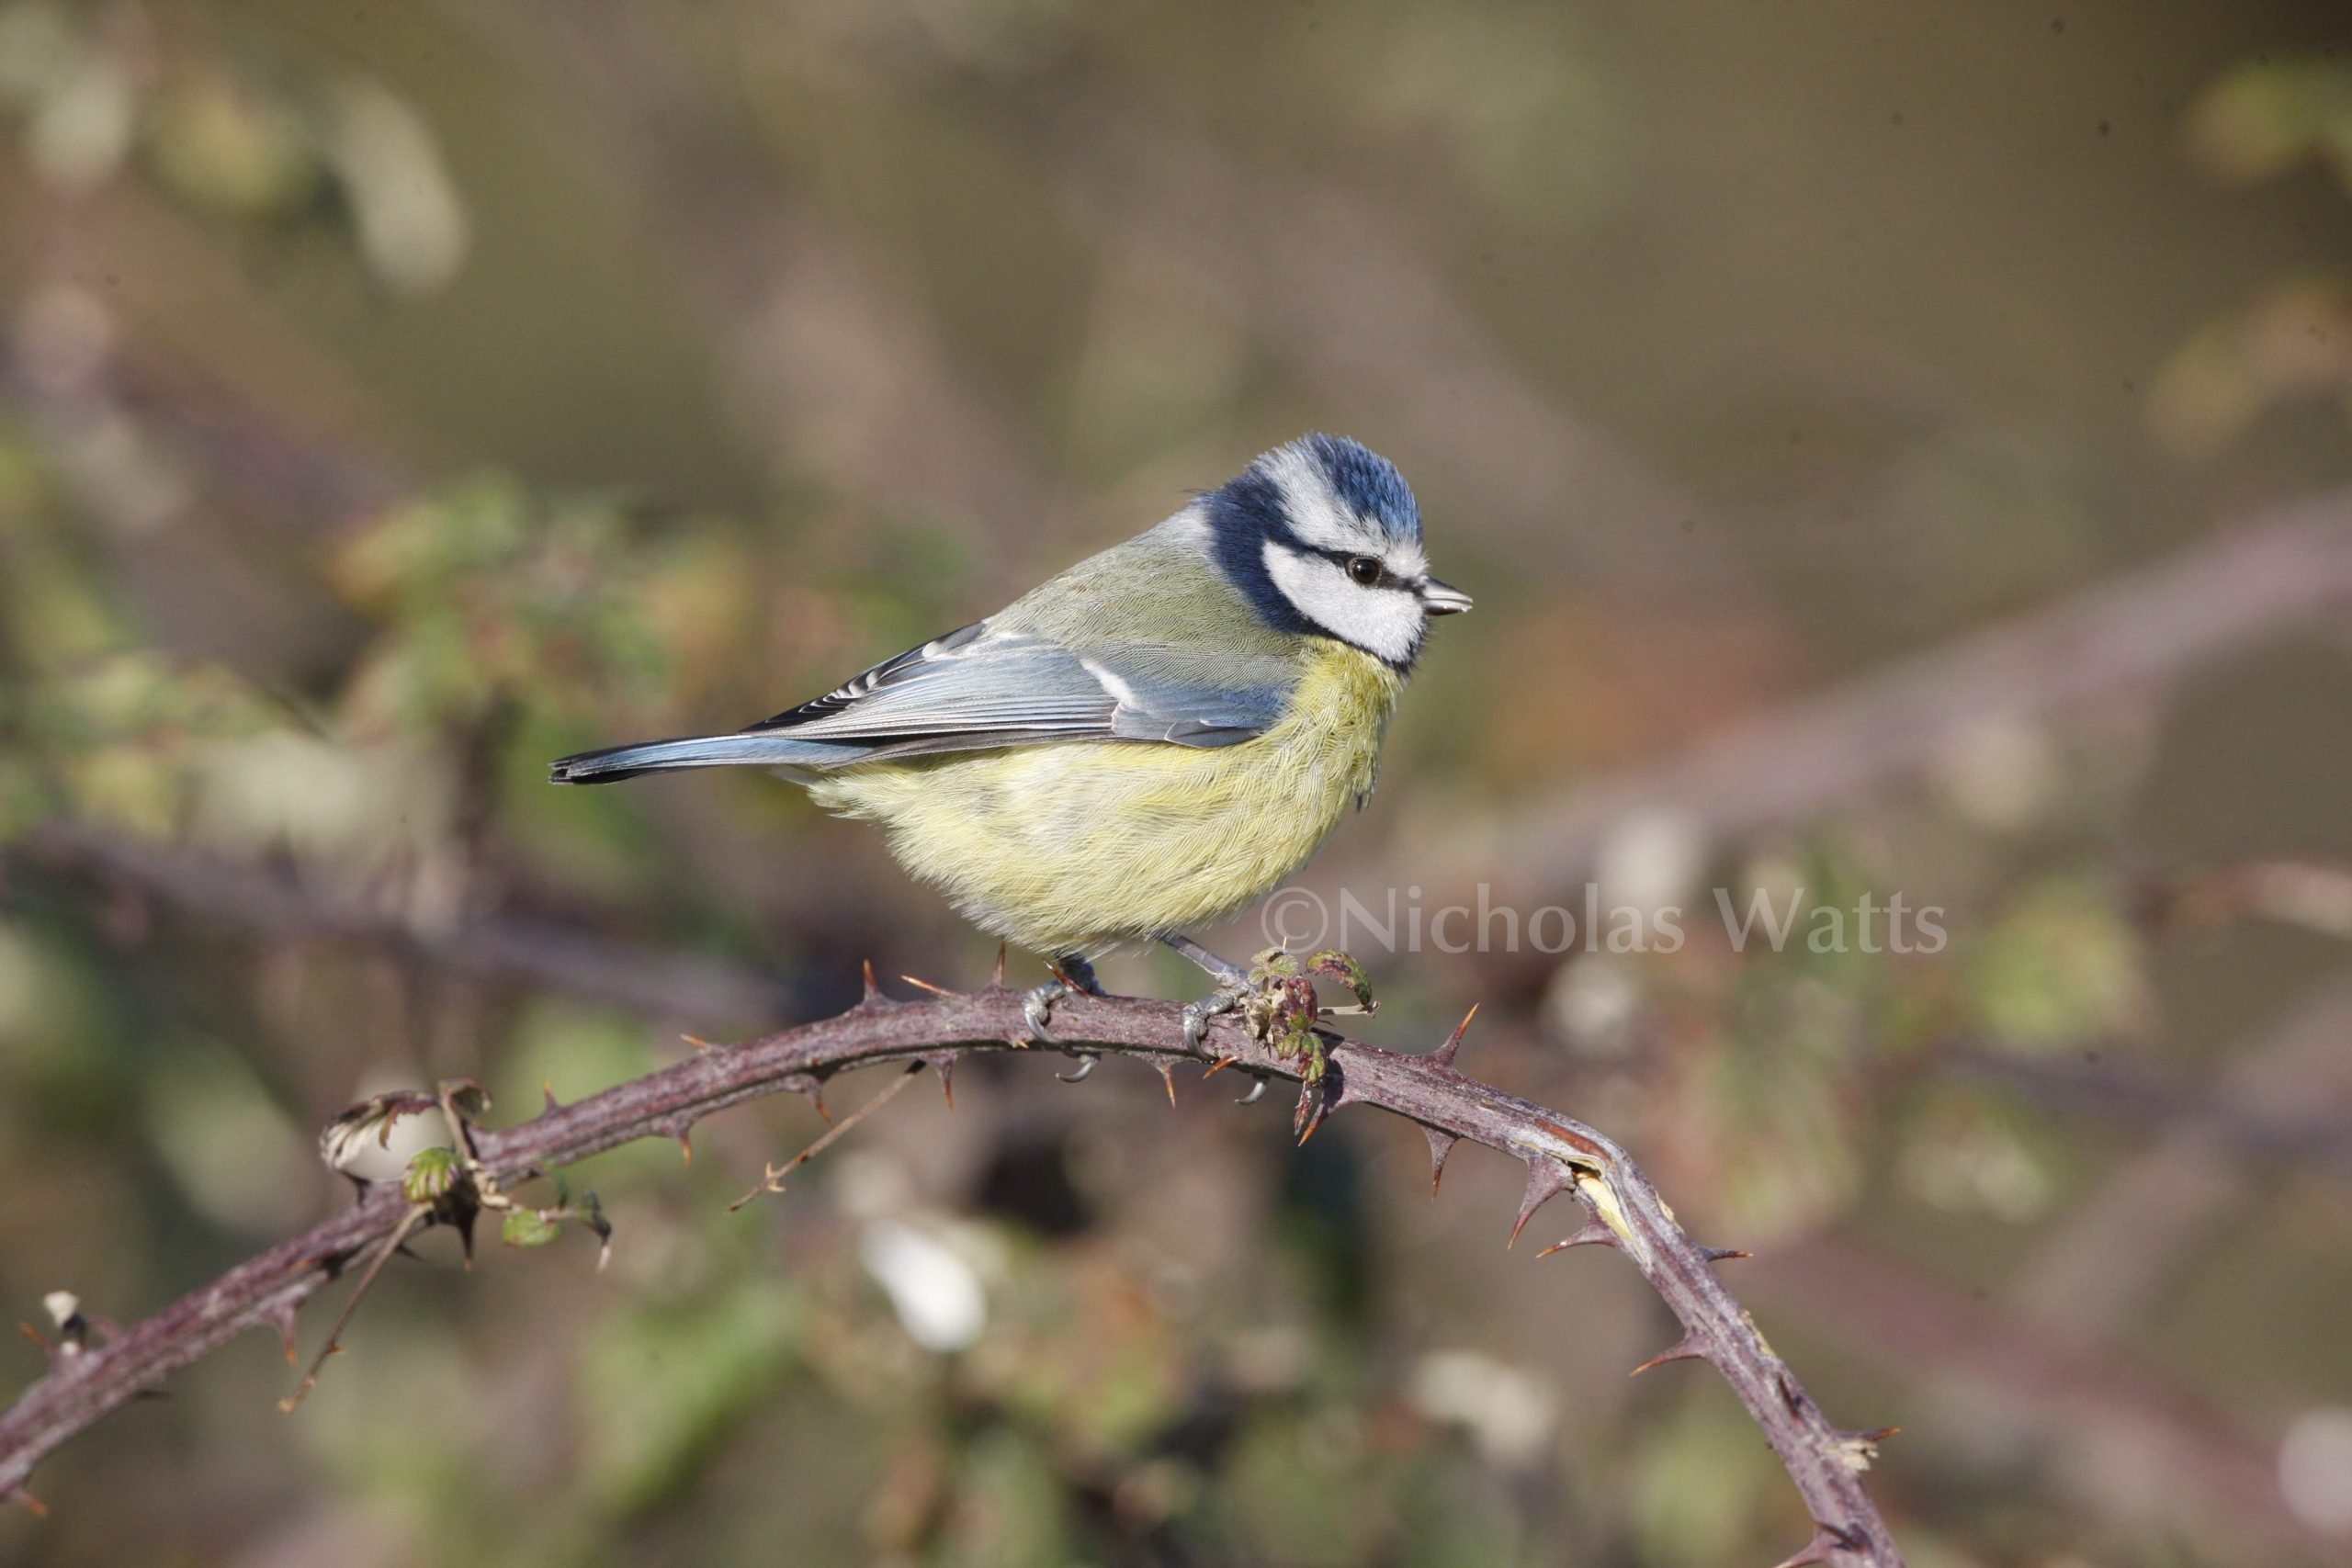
top-left (1345, 556), bottom-right (1383, 586)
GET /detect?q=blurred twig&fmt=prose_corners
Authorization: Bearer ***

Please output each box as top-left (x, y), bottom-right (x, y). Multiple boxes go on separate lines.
top-left (1905, 989), bottom-right (2352, 1554)
top-left (2144, 859), bottom-right (2352, 945)
top-left (1997, 984), bottom-right (2352, 1371)
top-left (1036, 91), bottom-right (1734, 596)
top-left (1442, 489), bottom-right (2352, 898)
top-left (0, 983), bottom-right (1905, 1566)
top-left (1784, 998), bottom-right (2352, 1556)
top-left (1941, 1041), bottom-right (2352, 1176)
top-left (456, 0), bottom-right (1067, 539)
top-left (1, 265), bottom-right (410, 647)
top-left (1757, 1235), bottom-right (2315, 1552)
top-left (15, 821), bottom-right (801, 1027)
top-left (464, 3), bottom-right (1730, 595)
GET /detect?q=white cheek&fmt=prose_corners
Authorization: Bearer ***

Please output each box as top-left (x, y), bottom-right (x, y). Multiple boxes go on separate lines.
top-left (1262, 544), bottom-right (1424, 664)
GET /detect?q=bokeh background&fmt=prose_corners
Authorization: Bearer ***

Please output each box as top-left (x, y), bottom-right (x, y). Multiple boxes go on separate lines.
top-left (5, 2), bottom-right (2352, 1563)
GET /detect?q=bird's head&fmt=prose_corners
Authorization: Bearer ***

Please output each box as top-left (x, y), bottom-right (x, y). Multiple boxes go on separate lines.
top-left (1205, 434), bottom-right (1471, 670)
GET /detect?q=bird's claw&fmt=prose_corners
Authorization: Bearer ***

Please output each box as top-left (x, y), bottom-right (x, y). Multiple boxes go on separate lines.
top-left (1182, 987), bottom-right (1245, 1054)
top-left (1235, 1076), bottom-right (1268, 1106)
top-left (1022, 958), bottom-right (1104, 1047)
top-left (1056, 1051), bottom-right (1100, 1083)
top-left (1021, 980), bottom-right (1066, 1046)
top-left (1164, 942), bottom-right (1374, 1106)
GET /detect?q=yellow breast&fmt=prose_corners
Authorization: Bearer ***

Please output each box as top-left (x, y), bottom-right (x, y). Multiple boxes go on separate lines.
top-left (803, 645), bottom-right (1405, 955)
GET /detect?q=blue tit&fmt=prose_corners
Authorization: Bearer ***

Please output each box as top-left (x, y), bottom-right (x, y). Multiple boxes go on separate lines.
top-left (550, 434), bottom-right (1470, 1044)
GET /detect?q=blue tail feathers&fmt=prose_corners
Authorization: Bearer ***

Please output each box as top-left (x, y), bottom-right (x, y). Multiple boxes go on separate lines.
top-left (548, 732), bottom-right (865, 784)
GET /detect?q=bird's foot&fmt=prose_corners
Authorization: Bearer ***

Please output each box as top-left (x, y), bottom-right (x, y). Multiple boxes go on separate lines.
top-left (1182, 982), bottom-right (1247, 1054)
top-left (1022, 955), bottom-right (1105, 1047)
top-left (1183, 947), bottom-right (1377, 1076)
top-left (1163, 935), bottom-right (1377, 1123)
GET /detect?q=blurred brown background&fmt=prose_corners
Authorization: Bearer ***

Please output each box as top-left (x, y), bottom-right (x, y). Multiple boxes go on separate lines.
top-left (5, 2), bottom-right (2352, 1563)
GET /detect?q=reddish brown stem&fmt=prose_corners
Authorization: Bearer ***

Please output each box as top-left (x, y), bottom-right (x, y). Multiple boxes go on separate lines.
top-left (0, 988), bottom-right (1903, 1565)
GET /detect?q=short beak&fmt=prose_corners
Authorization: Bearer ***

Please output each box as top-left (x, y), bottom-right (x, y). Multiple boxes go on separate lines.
top-left (1419, 577), bottom-right (1473, 615)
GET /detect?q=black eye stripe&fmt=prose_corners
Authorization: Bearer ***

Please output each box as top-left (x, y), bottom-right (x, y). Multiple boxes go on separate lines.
top-left (1295, 543), bottom-right (1407, 590)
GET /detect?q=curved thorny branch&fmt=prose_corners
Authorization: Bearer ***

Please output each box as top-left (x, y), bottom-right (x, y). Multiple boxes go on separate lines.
top-left (0, 976), bottom-right (1905, 1567)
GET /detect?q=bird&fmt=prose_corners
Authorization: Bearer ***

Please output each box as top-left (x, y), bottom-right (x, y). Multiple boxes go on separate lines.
top-left (549, 434), bottom-right (1470, 1048)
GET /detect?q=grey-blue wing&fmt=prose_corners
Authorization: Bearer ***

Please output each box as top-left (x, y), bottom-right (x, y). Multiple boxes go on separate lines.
top-left (747, 620), bottom-right (1292, 760)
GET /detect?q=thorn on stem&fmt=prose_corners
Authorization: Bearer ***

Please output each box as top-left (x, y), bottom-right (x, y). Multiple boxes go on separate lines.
top-left (1536, 1220), bottom-right (1619, 1257)
top-left (265, 1303), bottom-right (301, 1367)
top-left (1294, 1078), bottom-right (1335, 1144)
top-left (682, 1034), bottom-right (714, 1053)
top-left (991, 943), bottom-right (1008, 988)
top-left (1507, 1157), bottom-right (1573, 1247)
top-left (1629, 1336), bottom-right (1708, 1378)
top-left (1430, 1003), bottom-right (1478, 1069)
top-left (1422, 1126), bottom-right (1458, 1195)
top-left (1770, 1522), bottom-right (1869, 1568)
top-left (784, 1072), bottom-right (831, 1122)
top-left (920, 1051), bottom-right (957, 1108)
top-left (899, 973), bottom-right (954, 999)
top-left (1203, 1055), bottom-right (1240, 1078)
top-left (1703, 1245), bottom-right (1753, 1264)
top-left (1153, 1058), bottom-right (1178, 1105)
top-left (542, 1080), bottom-right (561, 1113)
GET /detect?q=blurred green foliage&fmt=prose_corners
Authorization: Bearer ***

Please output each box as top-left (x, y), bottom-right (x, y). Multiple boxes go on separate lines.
top-left (1, 4), bottom-right (2348, 1567)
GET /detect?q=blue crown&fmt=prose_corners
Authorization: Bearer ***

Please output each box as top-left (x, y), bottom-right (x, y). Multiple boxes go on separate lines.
top-left (1299, 433), bottom-right (1420, 545)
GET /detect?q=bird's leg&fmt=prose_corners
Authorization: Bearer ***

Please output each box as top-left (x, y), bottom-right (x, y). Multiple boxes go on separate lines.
top-left (1023, 953), bottom-right (1104, 1048)
top-left (1164, 933), bottom-right (1250, 1054)
top-left (1166, 936), bottom-right (1380, 1111)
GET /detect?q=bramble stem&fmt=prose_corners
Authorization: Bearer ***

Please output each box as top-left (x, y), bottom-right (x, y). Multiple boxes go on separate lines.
top-left (0, 986), bottom-right (1902, 1565)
